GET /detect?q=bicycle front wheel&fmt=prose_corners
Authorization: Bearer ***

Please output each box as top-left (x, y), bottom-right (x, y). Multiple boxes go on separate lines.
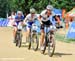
top-left (17, 33), bottom-right (22, 48)
top-left (28, 35), bottom-right (31, 50)
top-left (48, 34), bottom-right (55, 57)
top-left (31, 34), bottom-right (39, 51)
top-left (15, 33), bottom-right (19, 46)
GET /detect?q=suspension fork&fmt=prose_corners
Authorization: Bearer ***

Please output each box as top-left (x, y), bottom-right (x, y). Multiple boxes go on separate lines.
top-left (49, 30), bottom-right (54, 43)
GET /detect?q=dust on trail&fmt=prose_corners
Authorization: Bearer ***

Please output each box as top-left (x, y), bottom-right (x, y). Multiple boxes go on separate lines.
top-left (0, 27), bottom-right (75, 61)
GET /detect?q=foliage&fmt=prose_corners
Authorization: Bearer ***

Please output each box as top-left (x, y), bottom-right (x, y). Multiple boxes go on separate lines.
top-left (0, 0), bottom-right (8, 18)
top-left (0, 0), bottom-right (75, 18)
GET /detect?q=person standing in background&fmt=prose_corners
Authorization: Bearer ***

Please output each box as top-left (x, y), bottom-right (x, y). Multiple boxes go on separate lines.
top-left (8, 11), bottom-right (16, 27)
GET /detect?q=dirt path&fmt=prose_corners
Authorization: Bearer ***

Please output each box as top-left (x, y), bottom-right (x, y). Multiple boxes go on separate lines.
top-left (0, 27), bottom-right (75, 61)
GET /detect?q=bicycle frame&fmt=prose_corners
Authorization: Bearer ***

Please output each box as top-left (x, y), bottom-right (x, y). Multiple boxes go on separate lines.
top-left (28, 23), bottom-right (39, 50)
top-left (15, 22), bottom-right (23, 47)
top-left (16, 22), bottom-right (22, 39)
top-left (44, 25), bottom-right (55, 45)
top-left (29, 24), bottom-right (38, 41)
top-left (44, 25), bottom-right (50, 45)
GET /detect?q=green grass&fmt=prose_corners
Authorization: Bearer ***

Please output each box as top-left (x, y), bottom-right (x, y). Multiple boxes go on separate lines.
top-left (36, 29), bottom-right (75, 43)
top-left (55, 31), bottom-right (75, 43)
top-left (55, 32), bottom-right (65, 41)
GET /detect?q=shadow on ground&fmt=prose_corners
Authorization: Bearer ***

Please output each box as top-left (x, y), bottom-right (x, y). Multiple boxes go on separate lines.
top-left (53, 52), bottom-right (72, 57)
top-left (44, 52), bottom-right (72, 57)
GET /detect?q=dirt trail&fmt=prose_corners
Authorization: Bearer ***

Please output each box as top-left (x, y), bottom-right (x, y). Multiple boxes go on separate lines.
top-left (0, 27), bottom-right (75, 61)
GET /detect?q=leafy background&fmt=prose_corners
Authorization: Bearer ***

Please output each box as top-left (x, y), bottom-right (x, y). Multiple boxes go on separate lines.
top-left (0, 0), bottom-right (75, 18)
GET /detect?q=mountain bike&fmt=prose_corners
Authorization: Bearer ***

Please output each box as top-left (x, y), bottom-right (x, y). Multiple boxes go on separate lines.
top-left (27, 23), bottom-right (39, 51)
top-left (42, 25), bottom-right (56, 57)
top-left (15, 22), bottom-right (22, 48)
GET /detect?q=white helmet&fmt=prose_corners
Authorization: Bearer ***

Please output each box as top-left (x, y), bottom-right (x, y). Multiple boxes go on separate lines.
top-left (17, 11), bottom-right (23, 14)
top-left (46, 5), bottom-right (53, 11)
top-left (30, 8), bottom-right (36, 13)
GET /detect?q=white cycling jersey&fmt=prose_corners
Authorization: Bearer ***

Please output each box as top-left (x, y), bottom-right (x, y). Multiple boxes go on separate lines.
top-left (40, 10), bottom-right (55, 22)
top-left (24, 14), bottom-right (39, 22)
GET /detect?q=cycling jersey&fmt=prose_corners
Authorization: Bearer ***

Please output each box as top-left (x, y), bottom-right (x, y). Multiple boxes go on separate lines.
top-left (27, 22), bottom-right (34, 28)
top-left (40, 10), bottom-right (56, 29)
top-left (40, 10), bottom-right (55, 22)
top-left (24, 14), bottom-right (39, 22)
top-left (15, 15), bottom-right (24, 22)
top-left (24, 13), bottom-right (39, 28)
top-left (13, 15), bottom-right (24, 26)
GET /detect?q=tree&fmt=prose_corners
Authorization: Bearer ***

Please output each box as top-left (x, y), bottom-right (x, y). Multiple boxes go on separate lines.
top-left (0, 0), bottom-right (75, 18)
top-left (0, 0), bottom-right (8, 18)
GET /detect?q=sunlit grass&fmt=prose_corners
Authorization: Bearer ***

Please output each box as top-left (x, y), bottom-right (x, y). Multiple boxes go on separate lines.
top-left (55, 29), bottom-right (75, 43)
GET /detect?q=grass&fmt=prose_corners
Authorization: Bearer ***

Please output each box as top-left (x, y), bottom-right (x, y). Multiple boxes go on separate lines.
top-left (37, 29), bottom-right (75, 43)
top-left (55, 29), bottom-right (75, 43)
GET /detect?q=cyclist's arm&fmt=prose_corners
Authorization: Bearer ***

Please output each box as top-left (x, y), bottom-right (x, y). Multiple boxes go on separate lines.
top-left (55, 15), bottom-right (61, 24)
top-left (38, 10), bottom-right (46, 24)
top-left (23, 18), bottom-right (26, 25)
top-left (38, 15), bottom-right (43, 24)
top-left (23, 16), bottom-right (28, 25)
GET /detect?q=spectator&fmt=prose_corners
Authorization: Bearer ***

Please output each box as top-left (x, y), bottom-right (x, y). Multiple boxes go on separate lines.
top-left (8, 11), bottom-right (16, 27)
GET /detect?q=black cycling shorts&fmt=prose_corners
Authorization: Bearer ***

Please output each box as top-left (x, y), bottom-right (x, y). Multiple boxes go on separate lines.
top-left (41, 20), bottom-right (52, 29)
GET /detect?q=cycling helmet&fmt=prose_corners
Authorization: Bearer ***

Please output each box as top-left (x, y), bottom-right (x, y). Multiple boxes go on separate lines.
top-left (46, 5), bottom-right (53, 11)
top-left (30, 8), bottom-right (36, 13)
top-left (17, 11), bottom-right (23, 14)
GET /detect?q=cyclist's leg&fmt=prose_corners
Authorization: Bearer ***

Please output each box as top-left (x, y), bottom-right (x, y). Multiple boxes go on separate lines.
top-left (40, 21), bottom-right (51, 47)
top-left (26, 27), bottom-right (30, 38)
top-left (13, 26), bottom-right (17, 41)
top-left (40, 24), bottom-right (45, 50)
top-left (13, 22), bottom-right (18, 42)
top-left (40, 21), bottom-right (50, 46)
top-left (26, 22), bottom-right (34, 38)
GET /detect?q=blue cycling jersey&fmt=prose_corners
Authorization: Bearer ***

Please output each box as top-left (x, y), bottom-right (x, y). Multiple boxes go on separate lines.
top-left (15, 15), bottom-right (24, 22)
top-left (14, 15), bottom-right (24, 26)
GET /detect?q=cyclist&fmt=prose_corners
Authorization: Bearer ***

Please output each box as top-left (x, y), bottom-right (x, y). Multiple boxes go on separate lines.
top-left (38, 5), bottom-right (56, 51)
top-left (24, 8), bottom-right (39, 41)
top-left (13, 11), bottom-right (24, 43)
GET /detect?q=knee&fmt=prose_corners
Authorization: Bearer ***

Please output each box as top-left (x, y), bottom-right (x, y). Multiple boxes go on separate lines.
top-left (13, 27), bottom-right (17, 32)
top-left (27, 29), bottom-right (30, 34)
top-left (41, 32), bottom-right (45, 37)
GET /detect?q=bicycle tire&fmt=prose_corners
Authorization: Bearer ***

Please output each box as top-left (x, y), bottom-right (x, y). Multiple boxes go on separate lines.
top-left (48, 34), bottom-right (55, 57)
top-left (42, 37), bottom-right (47, 54)
top-left (28, 36), bottom-right (31, 50)
top-left (31, 34), bottom-right (39, 51)
top-left (18, 40), bottom-right (22, 48)
top-left (15, 33), bottom-right (18, 46)
top-left (18, 34), bottom-right (22, 48)
top-left (16, 40), bottom-right (18, 46)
